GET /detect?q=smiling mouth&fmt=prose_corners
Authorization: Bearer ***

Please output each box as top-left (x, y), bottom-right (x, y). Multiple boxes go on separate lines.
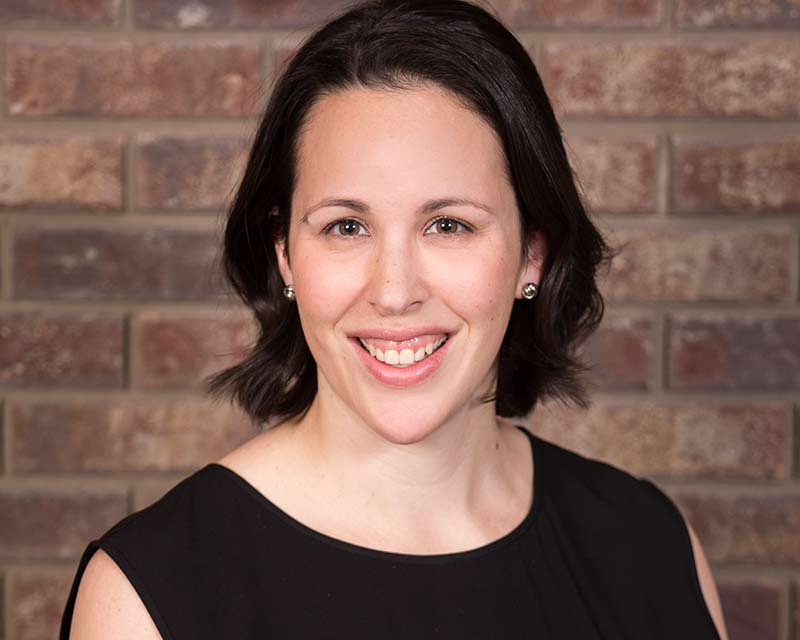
top-left (356, 334), bottom-right (449, 368)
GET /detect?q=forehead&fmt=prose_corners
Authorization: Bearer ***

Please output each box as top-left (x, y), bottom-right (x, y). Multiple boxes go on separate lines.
top-left (293, 85), bottom-right (511, 206)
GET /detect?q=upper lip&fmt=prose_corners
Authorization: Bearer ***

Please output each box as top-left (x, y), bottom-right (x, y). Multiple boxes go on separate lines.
top-left (348, 327), bottom-right (453, 341)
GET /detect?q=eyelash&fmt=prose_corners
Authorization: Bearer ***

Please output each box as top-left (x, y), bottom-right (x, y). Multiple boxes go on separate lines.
top-left (322, 216), bottom-right (472, 239)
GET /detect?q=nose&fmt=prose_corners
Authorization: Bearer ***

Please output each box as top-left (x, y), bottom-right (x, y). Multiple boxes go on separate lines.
top-left (365, 234), bottom-right (425, 315)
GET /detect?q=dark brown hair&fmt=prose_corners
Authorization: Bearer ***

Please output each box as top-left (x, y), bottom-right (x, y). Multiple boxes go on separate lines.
top-left (205, 0), bottom-right (614, 426)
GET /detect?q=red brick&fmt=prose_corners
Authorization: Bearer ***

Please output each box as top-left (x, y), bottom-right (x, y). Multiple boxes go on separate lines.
top-left (669, 314), bottom-right (800, 390)
top-left (495, 0), bottom-right (661, 27)
top-left (672, 137), bottom-right (800, 214)
top-left (5, 41), bottom-right (261, 117)
top-left (11, 399), bottom-right (256, 472)
top-left (0, 135), bottom-right (123, 210)
top-left (135, 0), bottom-right (354, 28)
top-left (580, 315), bottom-right (654, 389)
top-left (530, 402), bottom-right (789, 479)
top-left (13, 572), bottom-right (74, 640)
top-left (675, 0), bottom-right (800, 29)
top-left (0, 489), bottom-right (126, 558)
top-left (134, 310), bottom-right (256, 389)
top-left (133, 478), bottom-right (185, 511)
top-left (542, 41), bottom-right (800, 118)
top-left (566, 136), bottom-right (657, 214)
top-left (600, 229), bottom-right (791, 302)
top-left (136, 135), bottom-right (248, 210)
top-left (0, 405), bottom-right (4, 475)
top-left (136, 0), bottom-right (661, 30)
top-left (0, 0), bottom-right (118, 26)
top-left (716, 579), bottom-right (782, 640)
top-left (672, 491), bottom-right (800, 564)
top-left (0, 311), bottom-right (124, 388)
top-left (12, 227), bottom-right (226, 301)
top-left (0, 571), bottom-right (4, 637)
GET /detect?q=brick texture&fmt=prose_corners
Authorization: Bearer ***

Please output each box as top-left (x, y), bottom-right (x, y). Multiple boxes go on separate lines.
top-left (135, 0), bottom-right (663, 30)
top-left (5, 41), bottom-right (261, 117)
top-left (717, 580), bottom-right (783, 640)
top-left (580, 315), bottom-right (654, 389)
top-left (10, 399), bottom-right (257, 472)
top-left (134, 310), bottom-right (256, 389)
top-left (600, 229), bottom-right (791, 302)
top-left (133, 478), bottom-right (186, 511)
top-left (675, 0), bottom-right (800, 29)
top-left (0, 310), bottom-right (124, 387)
top-left (0, 0), bottom-right (118, 27)
top-left (136, 134), bottom-right (248, 210)
top-left (0, 402), bottom-right (4, 475)
top-left (530, 402), bottom-right (789, 480)
top-left (0, 135), bottom-right (123, 210)
top-left (674, 491), bottom-right (800, 564)
top-left (138, 0), bottom-right (357, 29)
top-left (0, 489), bottom-right (127, 559)
top-left (669, 314), bottom-right (800, 390)
top-left (542, 41), bottom-right (800, 118)
top-left (566, 136), bottom-right (657, 214)
top-left (12, 227), bottom-right (227, 301)
top-left (495, 0), bottom-right (662, 28)
top-left (13, 572), bottom-right (75, 640)
top-left (671, 136), bottom-right (800, 214)
top-left (1, 1), bottom-right (798, 637)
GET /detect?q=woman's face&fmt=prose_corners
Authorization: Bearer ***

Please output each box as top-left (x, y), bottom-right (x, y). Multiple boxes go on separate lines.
top-left (276, 84), bottom-right (545, 444)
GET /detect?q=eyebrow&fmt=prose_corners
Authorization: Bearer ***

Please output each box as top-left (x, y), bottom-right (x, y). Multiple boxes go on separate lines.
top-left (299, 197), bottom-right (495, 223)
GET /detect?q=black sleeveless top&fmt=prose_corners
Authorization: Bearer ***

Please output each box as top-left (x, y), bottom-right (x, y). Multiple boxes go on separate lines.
top-left (60, 426), bottom-right (720, 639)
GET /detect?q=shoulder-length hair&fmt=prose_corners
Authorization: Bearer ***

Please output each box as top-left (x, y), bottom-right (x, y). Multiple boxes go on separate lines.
top-left (205, 0), bottom-right (614, 426)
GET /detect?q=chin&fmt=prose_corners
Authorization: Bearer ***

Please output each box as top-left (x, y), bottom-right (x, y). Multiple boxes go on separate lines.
top-left (362, 411), bottom-right (445, 446)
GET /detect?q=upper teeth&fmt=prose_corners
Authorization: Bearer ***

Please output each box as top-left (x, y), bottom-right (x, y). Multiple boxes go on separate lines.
top-left (358, 335), bottom-right (448, 367)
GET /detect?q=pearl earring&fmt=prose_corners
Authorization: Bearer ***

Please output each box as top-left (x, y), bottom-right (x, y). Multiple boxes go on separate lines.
top-left (283, 284), bottom-right (295, 300)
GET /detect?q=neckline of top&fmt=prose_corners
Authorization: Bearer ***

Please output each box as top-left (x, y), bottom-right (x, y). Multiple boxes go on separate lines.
top-left (202, 424), bottom-right (542, 565)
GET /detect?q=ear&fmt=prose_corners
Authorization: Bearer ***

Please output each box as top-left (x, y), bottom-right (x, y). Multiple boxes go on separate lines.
top-left (274, 236), bottom-right (294, 288)
top-left (515, 230), bottom-right (548, 299)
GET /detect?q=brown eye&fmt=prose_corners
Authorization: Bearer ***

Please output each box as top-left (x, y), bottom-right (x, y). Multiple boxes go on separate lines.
top-left (325, 218), bottom-right (366, 238)
top-left (337, 220), bottom-right (360, 236)
top-left (427, 217), bottom-right (470, 235)
top-left (437, 219), bottom-right (455, 233)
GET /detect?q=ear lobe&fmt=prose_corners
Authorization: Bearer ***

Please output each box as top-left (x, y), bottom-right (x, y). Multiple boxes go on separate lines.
top-left (274, 237), bottom-right (293, 285)
top-left (520, 231), bottom-right (548, 283)
top-left (527, 230), bottom-right (548, 266)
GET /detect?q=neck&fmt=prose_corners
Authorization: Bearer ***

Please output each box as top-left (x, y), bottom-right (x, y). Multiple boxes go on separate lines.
top-left (277, 383), bottom-right (526, 549)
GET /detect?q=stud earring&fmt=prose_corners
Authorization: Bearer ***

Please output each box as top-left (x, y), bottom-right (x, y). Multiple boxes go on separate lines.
top-left (521, 282), bottom-right (538, 299)
top-left (283, 284), bottom-right (295, 300)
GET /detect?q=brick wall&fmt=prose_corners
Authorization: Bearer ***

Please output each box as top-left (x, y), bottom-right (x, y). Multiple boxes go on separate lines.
top-left (1, 1), bottom-right (798, 639)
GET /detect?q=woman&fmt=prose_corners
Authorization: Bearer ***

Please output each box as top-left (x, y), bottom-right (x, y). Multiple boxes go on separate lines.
top-left (61, 1), bottom-right (729, 638)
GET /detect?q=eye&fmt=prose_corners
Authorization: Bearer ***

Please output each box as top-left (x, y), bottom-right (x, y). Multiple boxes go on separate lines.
top-left (323, 218), bottom-right (368, 238)
top-left (425, 216), bottom-right (471, 236)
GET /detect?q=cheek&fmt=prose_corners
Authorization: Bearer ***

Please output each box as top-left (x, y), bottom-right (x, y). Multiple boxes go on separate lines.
top-left (435, 246), bottom-right (516, 319)
top-left (291, 250), bottom-right (362, 331)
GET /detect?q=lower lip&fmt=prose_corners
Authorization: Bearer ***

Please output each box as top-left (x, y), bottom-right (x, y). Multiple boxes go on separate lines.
top-left (349, 335), bottom-right (453, 388)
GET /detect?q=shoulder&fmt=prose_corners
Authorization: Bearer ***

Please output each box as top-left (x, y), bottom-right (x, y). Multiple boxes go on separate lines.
top-left (532, 431), bottom-right (729, 639)
top-left (533, 431), bottom-right (693, 541)
top-left (68, 548), bottom-right (163, 640)
top-left (684, 512), bottom-right (730, 639)
top-left (531, 432), bottom-right (657, 514)
top-left (63, 466), bottom-right (232, 640)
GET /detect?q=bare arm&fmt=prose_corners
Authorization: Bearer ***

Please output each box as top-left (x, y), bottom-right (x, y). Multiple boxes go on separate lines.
top-left (68, 549), bottom-right (163, 640)
top-left (685, 520), bottom-right (730, 640)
